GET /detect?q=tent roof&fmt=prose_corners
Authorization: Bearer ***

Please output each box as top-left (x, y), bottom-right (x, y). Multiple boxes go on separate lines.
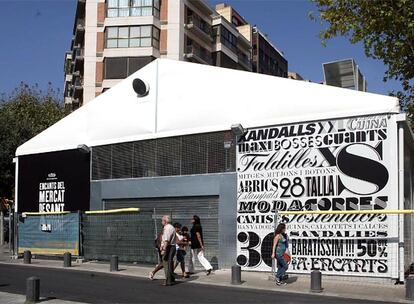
top-left (16, 59), bottom-right (400, 156)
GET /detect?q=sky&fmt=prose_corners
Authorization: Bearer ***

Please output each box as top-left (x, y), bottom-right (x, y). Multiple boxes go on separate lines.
top-left (0, 0), bottom-right (401, 98)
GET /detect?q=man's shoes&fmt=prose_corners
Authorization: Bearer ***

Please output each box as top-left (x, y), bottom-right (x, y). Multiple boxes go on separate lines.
top-left (149, 272), bottom-right (154, 280)
top-left (206, 269), bottom-right (212, 276)
top-left (275, 278), bottom-right (287, 286)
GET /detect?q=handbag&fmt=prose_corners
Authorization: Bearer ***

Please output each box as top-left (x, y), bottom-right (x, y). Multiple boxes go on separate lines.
top-left (283, 249), bottom-right (291, 263)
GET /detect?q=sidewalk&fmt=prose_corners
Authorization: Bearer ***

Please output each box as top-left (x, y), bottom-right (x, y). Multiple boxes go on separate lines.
top-left (0, 291), bottom-right (85, 304)
top-left (0, 252), bottom-right (410, 304)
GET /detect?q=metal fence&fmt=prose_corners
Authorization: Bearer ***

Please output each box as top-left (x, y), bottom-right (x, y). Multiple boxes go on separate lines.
top-left (81, 210), bottom-right (156, 263)
top-left (14, 208), bottom-right (219, 270)
top-left (105, 198), bottom-right (220, 269)
top-left (404, 213), bottom-right (414, 274)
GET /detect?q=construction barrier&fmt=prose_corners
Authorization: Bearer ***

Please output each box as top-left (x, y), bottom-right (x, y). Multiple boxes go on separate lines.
top-left (81, 209), bottom-right (156, 263)
top-left (18, 212), bottom-right (80, 255)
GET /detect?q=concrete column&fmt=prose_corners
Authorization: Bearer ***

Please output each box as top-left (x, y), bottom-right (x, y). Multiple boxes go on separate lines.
top-left (83, 0), bottom-right (99, 104)
top-left (166, 0), bottom-right (184, 60)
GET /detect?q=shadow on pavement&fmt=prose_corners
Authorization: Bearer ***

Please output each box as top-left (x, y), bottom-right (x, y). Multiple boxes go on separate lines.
top-left (39, 296), bottom-right (57, 302)
top-left (286, 276), bottom-right (298, 284)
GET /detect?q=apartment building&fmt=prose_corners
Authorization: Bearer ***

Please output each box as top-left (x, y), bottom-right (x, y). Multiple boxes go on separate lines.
top-left (323, 58), bottom-right (368, 92)
top-left (64, 0), bottom-right (288, 110)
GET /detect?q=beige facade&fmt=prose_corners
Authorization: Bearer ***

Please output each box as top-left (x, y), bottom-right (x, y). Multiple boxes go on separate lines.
top-left (64, 0), bottom-right (287, 109)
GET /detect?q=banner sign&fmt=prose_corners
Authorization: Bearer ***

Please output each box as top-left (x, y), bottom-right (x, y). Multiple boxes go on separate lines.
top-left (18, 213), bottom-right (80, 255)
top-left (236, 115), bottom-right (398, 277)
top-left (18, 149), bottom-right (90, 212)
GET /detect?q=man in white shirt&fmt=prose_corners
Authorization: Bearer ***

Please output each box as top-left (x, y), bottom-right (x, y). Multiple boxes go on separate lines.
top-left (160, 215), bottom-right (176, 286)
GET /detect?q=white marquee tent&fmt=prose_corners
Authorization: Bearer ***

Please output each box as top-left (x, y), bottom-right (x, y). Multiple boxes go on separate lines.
top-left (16, 59), bottom-right (400, 156)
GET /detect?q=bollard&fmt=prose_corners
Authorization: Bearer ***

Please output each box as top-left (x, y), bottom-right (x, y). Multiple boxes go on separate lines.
top-left (0, 210), bottom-right (4, 246)
top-left (407, 275), bottom-right (414, 300)
top-left (26, 276), bottom-right (40, 303)
top-left (110, 255), bottom-right (119, 272)
top-left (310, 270), bottom-right (323, 293)
top-left (23, 250), bottom-right (32, 264)
top-left (63, 252), bottom-right (71, 267)
top-left (231, 265), bottom-right (242, 285)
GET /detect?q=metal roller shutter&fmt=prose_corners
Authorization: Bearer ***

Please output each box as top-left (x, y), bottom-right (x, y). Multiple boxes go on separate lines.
top-left (105, 196), bottom-right (219, 269)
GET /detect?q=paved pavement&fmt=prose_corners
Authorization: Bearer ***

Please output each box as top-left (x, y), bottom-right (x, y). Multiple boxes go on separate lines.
top-left (0, 291), bottom-right (84, 304)
top-left (0, 264), bottom-right (396, 304)
top-left (0, 244), bottom-right (410, 304)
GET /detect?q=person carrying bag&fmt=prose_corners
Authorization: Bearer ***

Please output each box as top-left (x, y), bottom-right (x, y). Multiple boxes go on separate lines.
top-left (271, 223), bottom-right (290, 286)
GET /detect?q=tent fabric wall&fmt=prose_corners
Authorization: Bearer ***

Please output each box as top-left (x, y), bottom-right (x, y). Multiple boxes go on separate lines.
top-left (15, 59), bottom-right (400, 156)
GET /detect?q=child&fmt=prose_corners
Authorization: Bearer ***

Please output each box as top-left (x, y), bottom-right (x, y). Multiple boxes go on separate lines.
top-left (173, 223), bottom-right (189, 278)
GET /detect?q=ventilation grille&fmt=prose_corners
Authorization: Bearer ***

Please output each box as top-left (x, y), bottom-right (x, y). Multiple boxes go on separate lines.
top-left (92, 131), bottom-right (236, 180)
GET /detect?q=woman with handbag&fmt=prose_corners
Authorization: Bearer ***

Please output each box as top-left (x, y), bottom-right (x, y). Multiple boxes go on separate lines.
top-left (271, 223), bottom-right (289, 286)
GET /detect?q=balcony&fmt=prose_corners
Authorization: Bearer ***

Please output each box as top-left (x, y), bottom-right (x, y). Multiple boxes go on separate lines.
top-left (185, 15), bottom-right (212, 44)
top-left (184, 44), bottom-right (212, 65)
top-left (64, 82), bottom-right (72, 98)
top-left (64, 51), bottom-right (73, 74)
top-left (64, 96), bottom-right (73, 105)
top-left (237, 33), bottom-right (251, 51)
top-left (65, 74), bottom-right (73, 82)
top-left (72, 77), bottom-right (83, 99)
top-left (188, 0), bottom-right (214, 16)
top-left (72, 47), bottom-right (84, 72)
top-left (74, 18), bottom-right (85, 44)
top-left (238, 53), bottom-right (252, 71)
top-left (76, 19), bottom-right (85, 32)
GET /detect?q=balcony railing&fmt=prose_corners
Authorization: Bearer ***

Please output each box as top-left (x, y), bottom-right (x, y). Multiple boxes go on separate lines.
top-left (64, 52), bottom-right (72, 74)
top-left (74, 47), bottom-right (84, 59)
top-left (220, 38), bottom-right (238, 54)
top-left (185, 44), bottom-right (212, 65)
top-left (238, 53), bottom-right (252, 70)
top-left (76, 19), bottom-right (85, 31)
top-left (186, 15), bottom-right (211, 37)
top-left (74, 77), bottom-right (83, 86)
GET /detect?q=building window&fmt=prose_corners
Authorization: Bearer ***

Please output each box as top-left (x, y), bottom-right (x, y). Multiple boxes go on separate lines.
top-left (186, 8), bottom-right (211, 36)
top-left (105, 26), bottom-right (160, 48)
top-left (220, 26), bottom-right (237, 53)
top-left (107, 0), bottom-right (160, 18)
top-left (105, 57), bottom-right (128, 79)
top-left (104, 56), bottom-right (155, 79)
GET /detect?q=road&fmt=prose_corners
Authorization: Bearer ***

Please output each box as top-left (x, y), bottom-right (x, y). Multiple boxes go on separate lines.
top-left (0, 264), bottom-right (392, 304)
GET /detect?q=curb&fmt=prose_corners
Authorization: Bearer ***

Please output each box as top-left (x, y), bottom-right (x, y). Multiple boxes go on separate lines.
top-left (0, 260), bottom-right (409, 304)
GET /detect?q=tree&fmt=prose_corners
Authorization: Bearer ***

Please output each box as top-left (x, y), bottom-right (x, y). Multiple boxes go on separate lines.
top-left (0, 83), bottom-right (68, 199)
top-left (311, 0), bottom-right (414, 127)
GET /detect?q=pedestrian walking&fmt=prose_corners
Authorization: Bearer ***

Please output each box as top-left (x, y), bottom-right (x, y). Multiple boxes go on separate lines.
top-left (173, 223), bottom-right (189, 278)
top-left (148, 232), bottom-right (163, 280)
top-left (160, 215), bottom-right (176, 286)
top-left (188, 215), bottom-right (213, 275)
top-left (271, 223), bottom-right (290, 286)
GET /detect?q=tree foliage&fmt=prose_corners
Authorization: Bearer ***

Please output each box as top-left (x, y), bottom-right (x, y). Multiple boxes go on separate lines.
top-left (311, 0), bottom-right (414, 127)
top-left (0, 83), bottom-right (68, 199)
